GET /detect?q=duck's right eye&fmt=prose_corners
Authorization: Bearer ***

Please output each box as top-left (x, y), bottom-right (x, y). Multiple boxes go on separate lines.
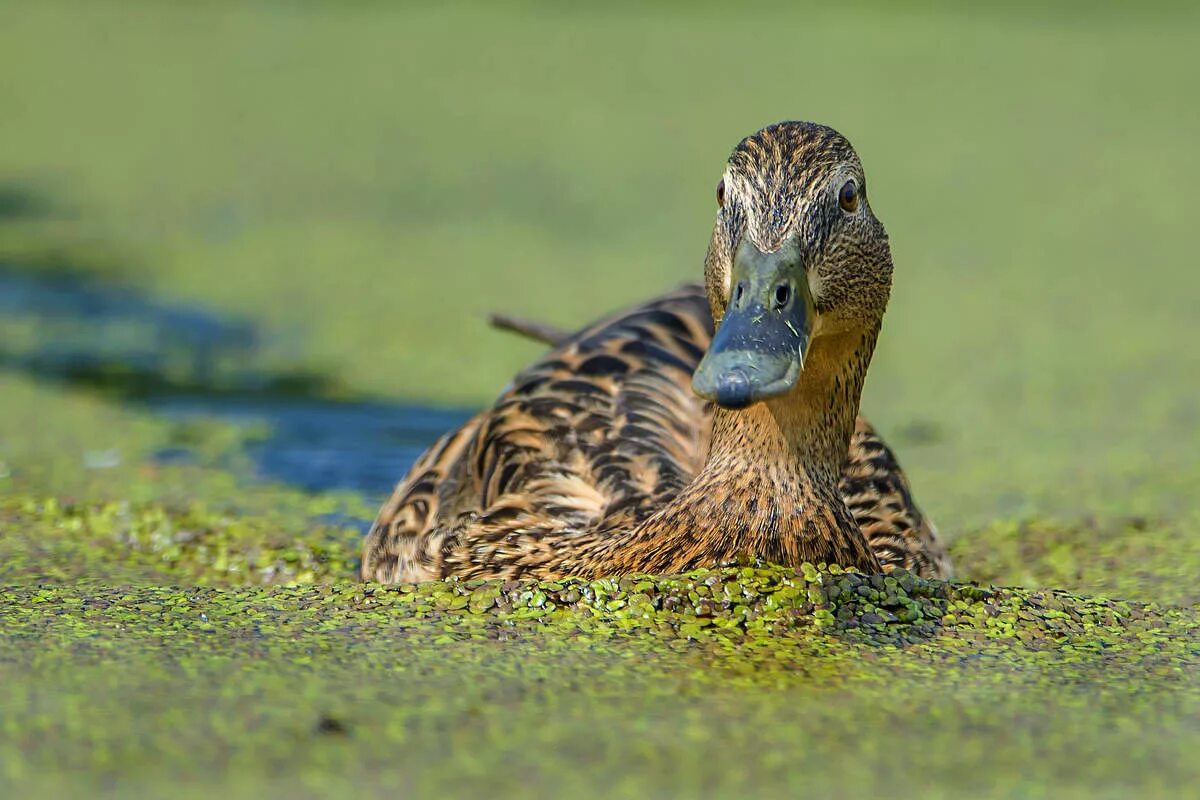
top-left (716, 179), bottom-right (726, 208)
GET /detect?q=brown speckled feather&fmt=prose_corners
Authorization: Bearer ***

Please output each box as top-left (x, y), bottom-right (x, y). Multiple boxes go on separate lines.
top-left (361, 284), bottom-right (951, 582)
top-left (842, 416), bottom-right (953, 578)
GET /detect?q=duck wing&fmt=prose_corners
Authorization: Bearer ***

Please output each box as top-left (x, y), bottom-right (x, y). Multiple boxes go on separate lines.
top-left (841, 417), bottom-right (954, 578)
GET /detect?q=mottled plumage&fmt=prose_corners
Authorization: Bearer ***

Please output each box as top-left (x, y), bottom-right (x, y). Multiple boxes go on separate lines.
top-left (361, 122), bottom-right (951, 583)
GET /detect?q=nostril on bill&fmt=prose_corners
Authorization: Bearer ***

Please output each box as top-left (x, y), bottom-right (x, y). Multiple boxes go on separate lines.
top-left (733, 281), bottom-right (747, 308)
top-left (773, 283), bottom-right (791, 309)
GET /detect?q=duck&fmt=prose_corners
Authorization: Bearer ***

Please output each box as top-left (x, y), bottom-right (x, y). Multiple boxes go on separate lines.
top-left (361, 121), bottom-right (952, 584)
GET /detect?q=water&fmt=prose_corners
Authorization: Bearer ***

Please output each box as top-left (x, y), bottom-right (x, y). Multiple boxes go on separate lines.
top-left (151, 395), bottom-right (470, 497)
top-left (0, 264), bottom-right (471, 501)
top-left (0, 265), bottom-right (257, 385)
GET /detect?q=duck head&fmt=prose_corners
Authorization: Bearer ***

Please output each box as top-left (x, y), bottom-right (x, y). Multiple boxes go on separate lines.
top-left (692, 122), bottom-right (893, 409)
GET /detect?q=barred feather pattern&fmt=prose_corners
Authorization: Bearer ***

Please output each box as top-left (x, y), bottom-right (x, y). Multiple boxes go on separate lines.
top-left (360, 284), bottom-right (951, 583)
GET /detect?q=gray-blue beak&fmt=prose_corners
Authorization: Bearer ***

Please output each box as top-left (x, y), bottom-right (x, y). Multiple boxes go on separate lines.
top-left (692, 237), bottom-right (814, 409)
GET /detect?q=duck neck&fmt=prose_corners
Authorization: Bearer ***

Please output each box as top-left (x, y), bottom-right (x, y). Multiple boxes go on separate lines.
top-left (616, 325), bottom-right (882, 574)
top-left (711, 326), bottom-right (878, 483)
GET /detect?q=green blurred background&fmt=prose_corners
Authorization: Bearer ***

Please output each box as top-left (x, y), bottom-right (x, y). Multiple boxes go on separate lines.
top-left (2, 0), bottom-right (1198, 528)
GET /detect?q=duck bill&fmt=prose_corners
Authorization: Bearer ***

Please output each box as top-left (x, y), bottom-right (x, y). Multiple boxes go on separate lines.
top-left (692, 238), bottom-right (814, 409)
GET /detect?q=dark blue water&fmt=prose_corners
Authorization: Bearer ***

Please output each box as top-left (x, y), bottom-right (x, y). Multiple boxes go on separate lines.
top-left (0, 266), bottom-right (257, 384)
top-left (0, 264), bottom-right (471, 501)
top-left (151, 396), bottom-right (471, 497)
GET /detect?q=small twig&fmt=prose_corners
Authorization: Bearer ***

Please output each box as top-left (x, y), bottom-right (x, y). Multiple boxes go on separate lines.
top-left (487, 313), bottom-right (569, 347)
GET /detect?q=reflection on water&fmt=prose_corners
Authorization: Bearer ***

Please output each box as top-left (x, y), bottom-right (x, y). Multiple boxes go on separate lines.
top-left (0, 264), bottom-right (262, 391)
top-left (0, 264), bottom-right (470, 500)
top-left (151, 395), bottom-right (470, 497)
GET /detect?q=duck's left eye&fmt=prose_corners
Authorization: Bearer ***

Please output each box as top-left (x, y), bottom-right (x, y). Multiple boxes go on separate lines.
top-left (716, 179), bottom-right (726, 208)
top-left (838, 180), bottom-right (859, 213)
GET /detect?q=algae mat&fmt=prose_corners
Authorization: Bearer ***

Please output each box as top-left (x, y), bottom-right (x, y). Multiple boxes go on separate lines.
top-left (5, 565), bottom-right (1200, 798)
top-left (3, 498), bottom-right (1200, 798)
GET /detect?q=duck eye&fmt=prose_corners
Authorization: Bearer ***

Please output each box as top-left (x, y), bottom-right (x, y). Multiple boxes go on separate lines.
top-left (838, 179), bottom-right (859, 213)
top-left (716, 179), bottom-right (726, 208)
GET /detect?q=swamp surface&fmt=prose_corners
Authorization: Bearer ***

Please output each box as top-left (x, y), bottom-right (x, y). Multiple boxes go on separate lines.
top-left (1, 1), bottom-right (1198, 797)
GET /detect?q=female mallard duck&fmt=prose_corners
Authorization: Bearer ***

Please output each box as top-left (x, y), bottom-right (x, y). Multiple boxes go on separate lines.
top-left (361, 121), bottom-right (952, 583)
